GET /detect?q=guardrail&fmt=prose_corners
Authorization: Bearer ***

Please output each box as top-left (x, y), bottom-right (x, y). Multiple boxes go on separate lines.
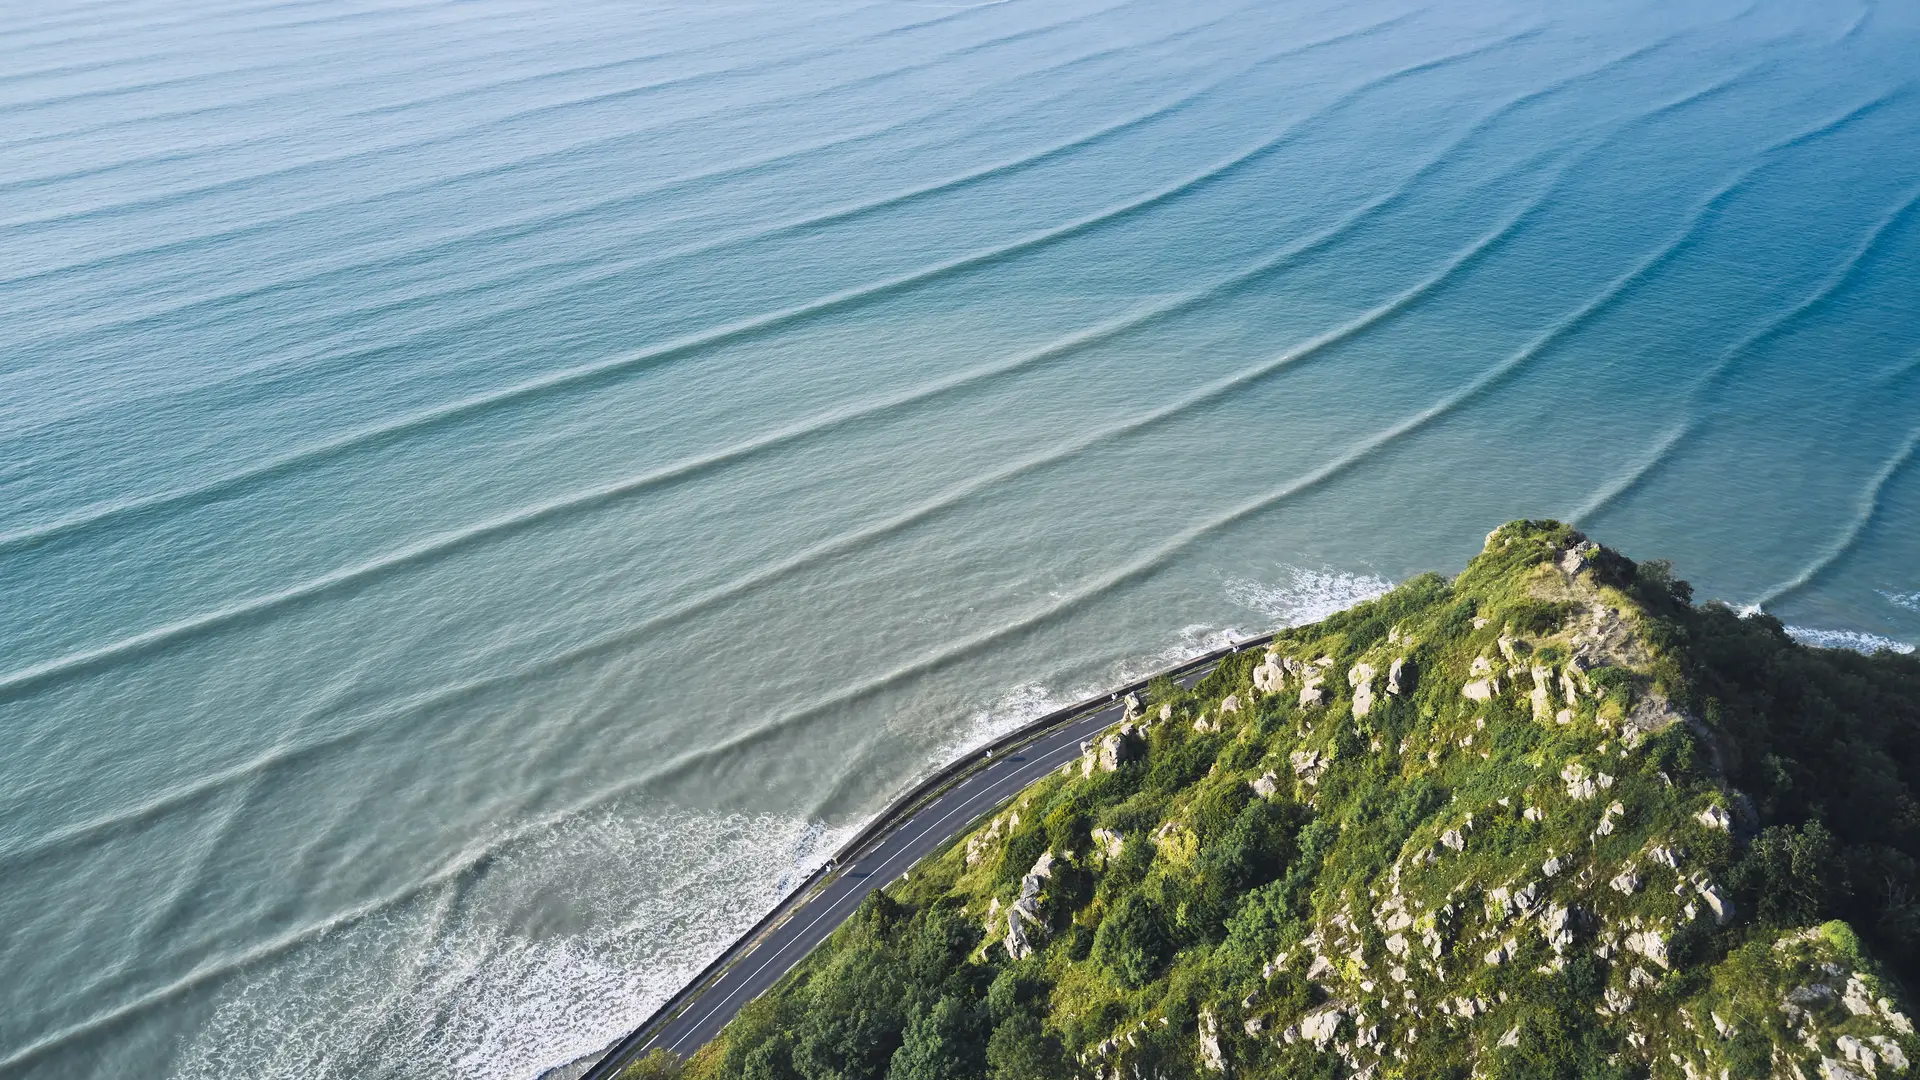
top-left (572, 631), bottom-right (1280, 1080)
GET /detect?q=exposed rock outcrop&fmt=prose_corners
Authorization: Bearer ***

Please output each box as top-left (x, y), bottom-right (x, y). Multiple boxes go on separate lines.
top-left (1004, 851), bottom-right (1055, 959)
top-left (1349, 662), bottom-right (1377, 719)
top-left (1386, 656), bottom-right (1413, 695)
top-left (1298, 669), bottom-right (1328, 709)
top-left (1300, 1005), bottom-right (1345, 1049)
top-left (732, 522), bottom-right (1920, 1080)
top-left (1198, 1010), bottom-right (1226, 1072)
top-left (1253, 654), bottom-right (1286, 695)
top-left (1463, 655), bottom-right (1500, 702)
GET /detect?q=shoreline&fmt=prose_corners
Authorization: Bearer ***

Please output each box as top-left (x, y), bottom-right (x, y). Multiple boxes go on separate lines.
top-left (557, 632), bottom-right (1280, 1080)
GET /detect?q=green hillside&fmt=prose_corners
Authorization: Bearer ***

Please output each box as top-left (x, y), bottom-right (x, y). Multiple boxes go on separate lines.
top-left (641, 521), bottom-right (1920, 1080)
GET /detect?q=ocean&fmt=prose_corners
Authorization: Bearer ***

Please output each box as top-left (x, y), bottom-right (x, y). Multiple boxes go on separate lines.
top-left (2, 0), bottom-right (1917, 1075)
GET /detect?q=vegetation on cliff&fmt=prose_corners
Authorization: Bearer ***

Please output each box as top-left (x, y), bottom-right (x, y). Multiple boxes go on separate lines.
top-left (640, 521), bottom-right (1920, 1080)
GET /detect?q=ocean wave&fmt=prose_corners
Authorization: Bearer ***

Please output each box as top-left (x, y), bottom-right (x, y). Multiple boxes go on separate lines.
top-left (0, 3), bottom-right (1084, 201)
top-left (0, 65), bottom-right (1587, 708)
top-left (0, 0), bottom-right (974, 190)
top-left (1574, 160), bottom-right (1920, 526)
top-left (1782, 625), bottom-right (1916, 655)
top-left (817, 567), bottom-right (1393, 817)
top-left (1751, 424), bottom-right (1920, 606)
top-left (0, 16), bottom-right (1408, 556)
top-left (360, 111), bottom-right (1851, 806)
top-left (1882, 591), bottom-right (1920, 613)
top-left (0, 0), bottom-right (1241, 362)
top-left (936, 620), bottom-right (1256, 760)
top-left (1226, 566), bottom-right (1397, 627)
top-left (161, 806), bottom-right (852, 1080)
top-left (0, 0), bottom-right (1151, 267)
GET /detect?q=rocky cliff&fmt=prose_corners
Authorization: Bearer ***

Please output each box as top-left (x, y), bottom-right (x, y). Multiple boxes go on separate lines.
top-left (659, 521), bottom-right (1920, 1080)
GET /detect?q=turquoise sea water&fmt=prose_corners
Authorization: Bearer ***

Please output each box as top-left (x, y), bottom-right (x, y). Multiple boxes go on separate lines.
top-left (3, 0), bottom-right (1918, 1075)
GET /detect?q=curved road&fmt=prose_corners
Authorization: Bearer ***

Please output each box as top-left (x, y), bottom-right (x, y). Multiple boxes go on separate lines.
top-left (572, 642), bottom-right (1264, 1080)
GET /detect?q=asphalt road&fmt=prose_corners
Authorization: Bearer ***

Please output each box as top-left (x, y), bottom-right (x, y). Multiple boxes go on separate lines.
top-left (639, 696), bottom-right (1129, 1059)
top-left (597, 658), bottom-right (1231, 1073)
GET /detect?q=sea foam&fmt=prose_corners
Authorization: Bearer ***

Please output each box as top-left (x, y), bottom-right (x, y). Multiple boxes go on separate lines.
top-left (168, 806), bottom-right (850, 1080)
top-left (1783, 625), bottom-right (1915, 656)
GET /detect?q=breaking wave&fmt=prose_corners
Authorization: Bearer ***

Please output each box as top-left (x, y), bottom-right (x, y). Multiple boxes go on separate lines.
top-left (1782, 626), bottom-right (1916, 655)
top-left (1225, 567), bottom-right (1397, 629)
top-left (1882, 591), bottom-right (1920, 613)
top-left (165, 807), bottom-right (850, 1080)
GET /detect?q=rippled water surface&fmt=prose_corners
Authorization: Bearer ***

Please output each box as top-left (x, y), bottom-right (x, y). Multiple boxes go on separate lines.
top-left (4, 0), bottom-right (1919, 1075)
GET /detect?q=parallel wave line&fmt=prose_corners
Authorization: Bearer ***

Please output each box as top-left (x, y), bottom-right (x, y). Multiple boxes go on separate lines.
top-left (0, 95), bottom-right (1595, 861)
top-left (0, 0), bottom-right (1110, 198)
top-left (1571, 167), bottom-right (1920, 525)
top-left (0, 132), bottom-right (1517, 705)
top-left (277, 168), bottom-right (1561, 732)
top-left (0, 0), bottom-right (500, 120)
top-left (0, 1), bottom-right (490, 99)
top-left (0, 0), bottom-right (897, 153)
top-left (1563, 91), bottom-right (1908, 525)
top-left (0, 0), bottom-right (1254, 326)
top-left (0, 0), bottom-right (893, 119)
top-left (0, 19), bottom-right (1508, 559)
top-left (0, 10), bottom-right (1319, 372)
top-left (1754, 423), bottom-right (1920, 607)
top-left (0, 0), bottom-right (1133, 198)
top-left (0, 731), bottom-right (364, 870)
top-left (0, 0), bottom-right (1373, 306)
top-left (0, 0), bottom-right (243, 48)
top-left (0, 304), bottom-right (1201, 703)
top-left (0, 0), bottom-right (1125, 230)
top-left (0, 0), bottom-right (508, 90)
top-left (637, 71), bottom-right (1817, 783)
top-left (0, 27), bottom-right (1549, 706)
top-left (0, 0), bottom-right (460, 60)
top-left (0, 2), bottom-right (509, 118)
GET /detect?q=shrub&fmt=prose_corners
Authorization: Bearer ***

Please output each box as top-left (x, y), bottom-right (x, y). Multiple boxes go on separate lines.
top-left (1731, 822), bottom-right (1837, 927)
top-left (983, 1013), bottom-right (1063, 1080)
top-left (1091, 893), bottom-right (1171, 988)
top-left (885, 996), bottom-right (985, 1080)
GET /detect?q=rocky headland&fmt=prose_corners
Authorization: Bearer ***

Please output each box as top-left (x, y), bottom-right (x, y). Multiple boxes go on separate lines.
top-left (634, 521), bottom-right (1920, 1080)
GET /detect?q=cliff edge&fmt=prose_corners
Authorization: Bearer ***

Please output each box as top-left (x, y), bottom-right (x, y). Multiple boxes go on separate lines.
top-left (642, 521), bottom-right (1920, 1080)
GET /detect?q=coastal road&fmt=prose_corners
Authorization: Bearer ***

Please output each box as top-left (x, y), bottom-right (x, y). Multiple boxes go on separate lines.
top-left (640, 697), bottom-right (1130, 1058)
top-left (576, 646), bottom-right (1256, 1080)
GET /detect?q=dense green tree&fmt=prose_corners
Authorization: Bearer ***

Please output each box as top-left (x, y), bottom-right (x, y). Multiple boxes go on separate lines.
top-left (902, 901), bottom-right (982, 1002)
top-left (886, 996), bottom-right (984, 1080)
top-left (1731, 822), bottom-right (1836, 927)
top-left (1091, 892), bottom-right (1171, 988)
top-left (789, 897), bottom-right (911, 1080)
top-left (738, 1037), bottom-right (799, 1080)
top-left (983, 1013), bottom-right (1063, 1080)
